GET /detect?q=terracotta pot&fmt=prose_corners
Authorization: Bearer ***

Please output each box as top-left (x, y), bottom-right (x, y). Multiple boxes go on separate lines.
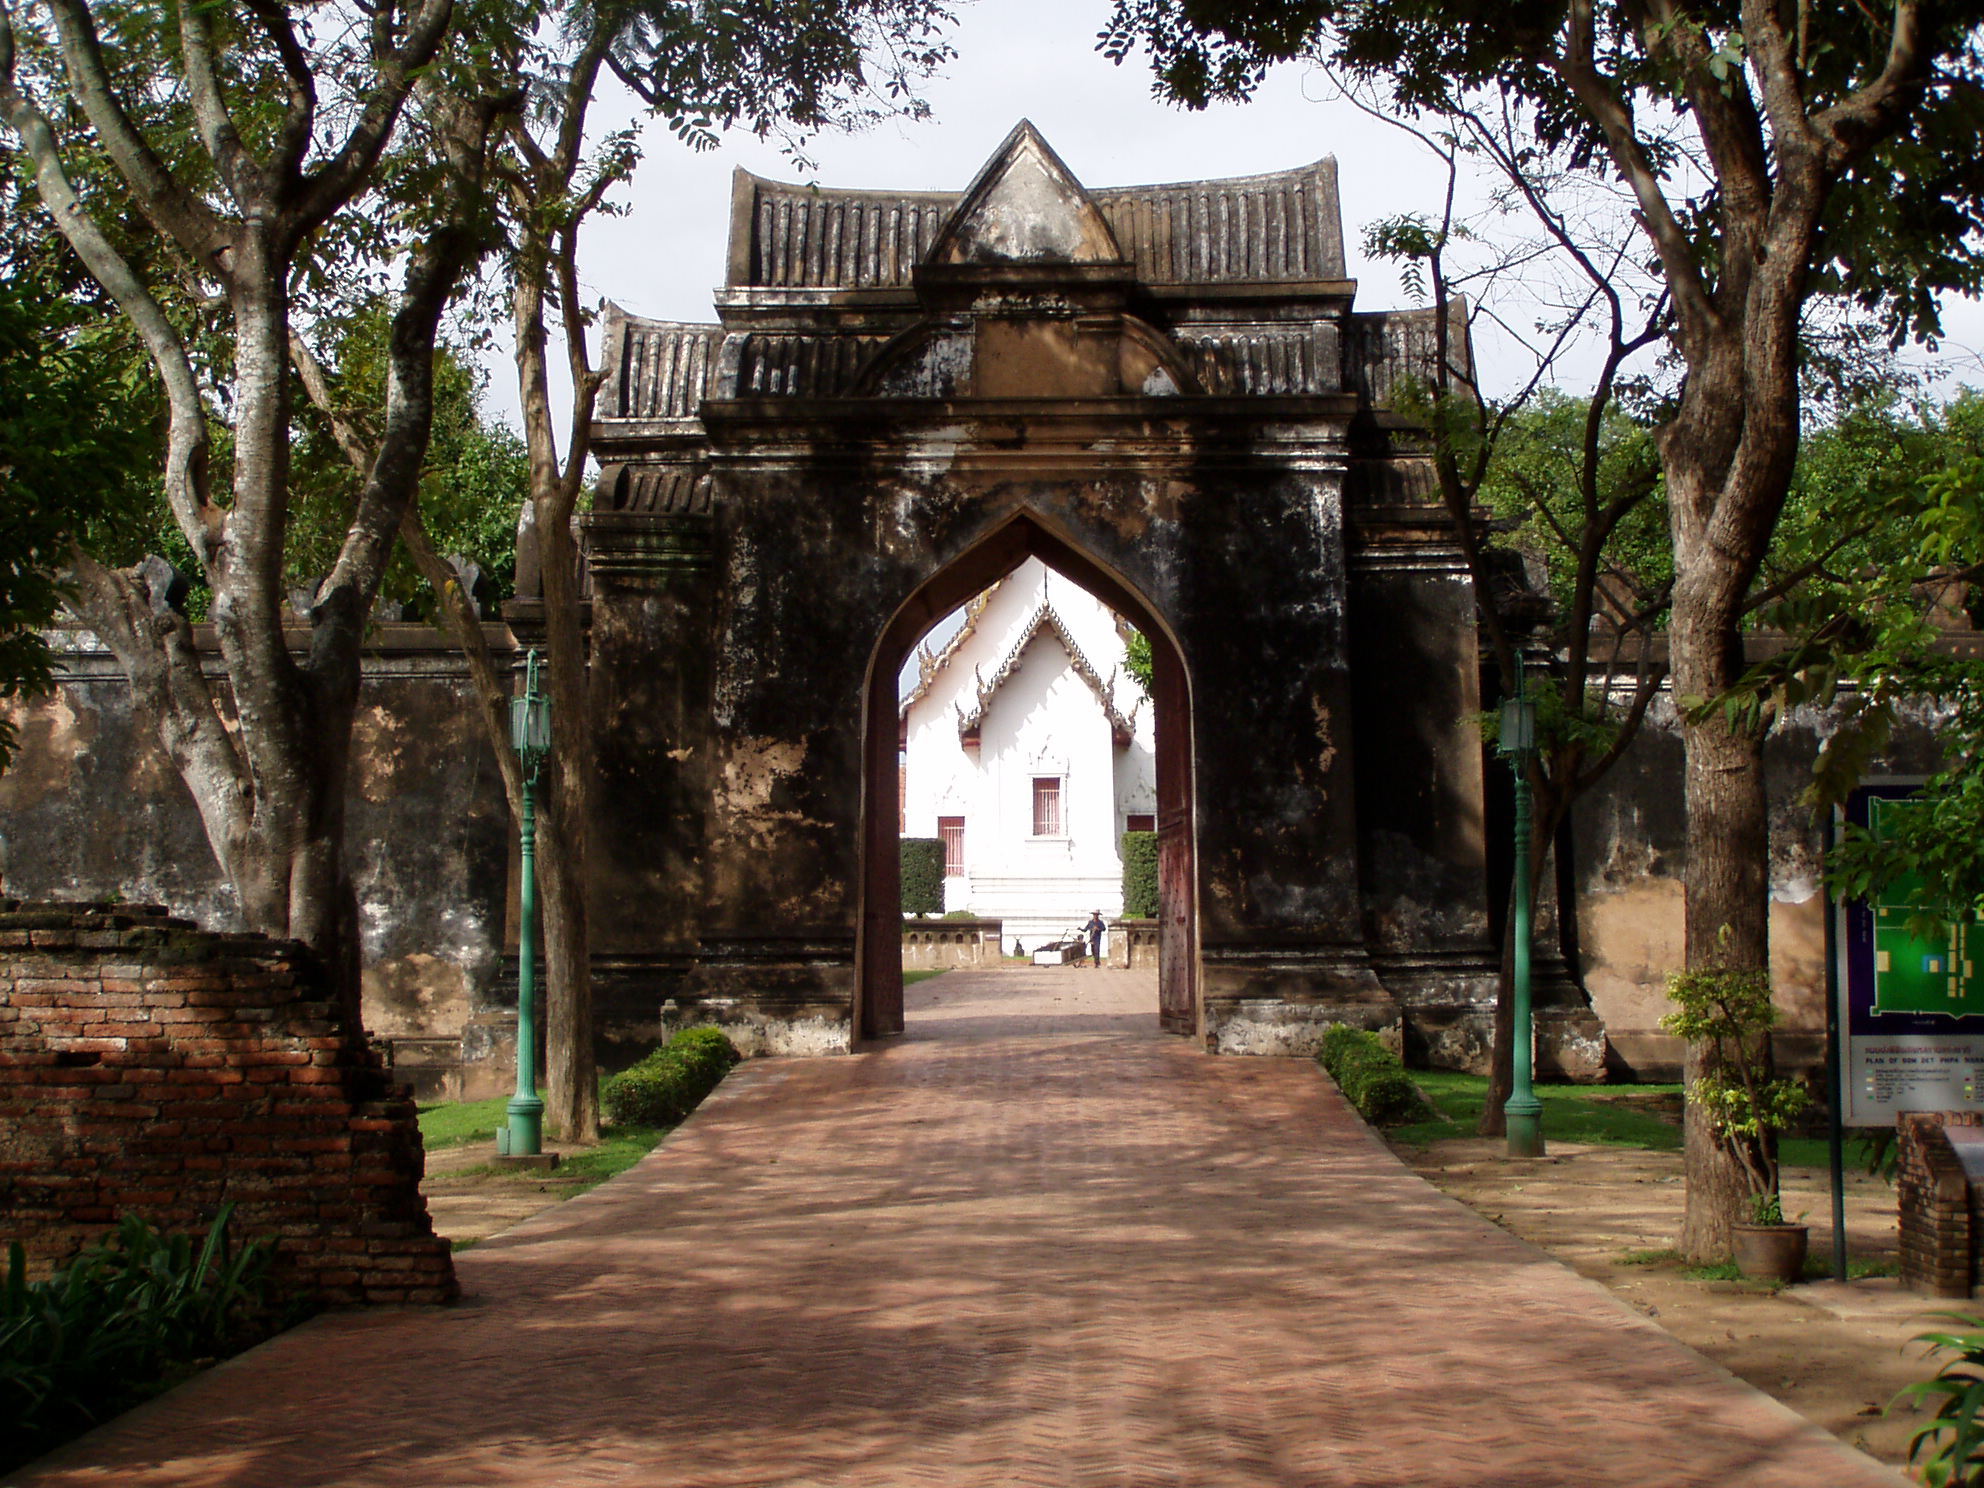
top-left (1732, 1223), bottom-right (1809, 1284)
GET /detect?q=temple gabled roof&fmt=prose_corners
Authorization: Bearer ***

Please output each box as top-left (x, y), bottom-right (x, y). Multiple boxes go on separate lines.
top-left (951, 601), bottom-right (1137, 749)
top-left (588, 120), bottom-right (1458, 435)
top-left (725, 120), bottom-right (1345, 291)
top-left (900, 579), bottom-right (1004, 713)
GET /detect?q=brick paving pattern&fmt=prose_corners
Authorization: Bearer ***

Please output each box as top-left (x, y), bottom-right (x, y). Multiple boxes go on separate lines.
top-left (18, 969), bottom-right (1905, 1486)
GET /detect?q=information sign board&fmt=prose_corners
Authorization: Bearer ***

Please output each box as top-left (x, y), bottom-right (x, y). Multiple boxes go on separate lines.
top-left (1841, 784), bottom-right (1984, 1125)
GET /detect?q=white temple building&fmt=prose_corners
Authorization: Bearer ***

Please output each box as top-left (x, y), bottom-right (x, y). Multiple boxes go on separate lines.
top-left (899, 558), bottom-right (1157, 949)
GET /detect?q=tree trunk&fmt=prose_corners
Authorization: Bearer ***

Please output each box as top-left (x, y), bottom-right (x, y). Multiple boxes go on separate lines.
top-left (532, 480), bottom-right (597, 1141)
top-left (1679, 1038), bottom-right (1765, 1260)
top-left (508, 170), bottom-right (605, 1140)
top-left (1671, 578), bottom-right (1774, 1261)
top-left (8, 0), bottom-right (491, 1050)
top-left (203, 252), bottom-right (367, 1016)
top-left (1654, 251), bottom-right (1797, 1256)
top-left (539, 756), bottom-right (596, 1141)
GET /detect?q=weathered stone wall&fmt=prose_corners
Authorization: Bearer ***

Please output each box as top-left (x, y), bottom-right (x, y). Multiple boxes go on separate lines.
top-left (648, 423), bottom-right (1377, 1051)
top-left (0, 627), bottom-right (513, 1070)
top-left (11, 130), bottom-right (1966, 1086)
top-left (1110, 918), bottom-right (1159, 970)
top-left (902, 919), bottom-right (1004, 969)
top-left (0, 903), bottom-right (456, 1306)
top-left (2, 625), bottom-right (1964, 1087)
top-left (583, 124), bottom-right (1493, 1061)
top-left (1571, 688), bottom-right (1947, 1078)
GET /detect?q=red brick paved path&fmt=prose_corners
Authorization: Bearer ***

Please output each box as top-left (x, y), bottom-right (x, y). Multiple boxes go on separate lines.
top-left (19, 969), bottom-right (1905, 1486)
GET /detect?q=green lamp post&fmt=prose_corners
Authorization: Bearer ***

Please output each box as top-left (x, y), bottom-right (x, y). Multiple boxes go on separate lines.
top-left (1500, 655), bottom-right (1545, 1159)
top-left (504, 649), bottom-right (552, 1159)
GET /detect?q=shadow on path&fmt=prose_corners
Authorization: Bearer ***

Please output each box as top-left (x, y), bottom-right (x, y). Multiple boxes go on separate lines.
top-left (15, 970), bottom-right (1906, 1487)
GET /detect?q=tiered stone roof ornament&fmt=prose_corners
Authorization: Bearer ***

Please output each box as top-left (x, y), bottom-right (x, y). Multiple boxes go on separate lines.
top-left (586, 116), bottom-right (1465, 459)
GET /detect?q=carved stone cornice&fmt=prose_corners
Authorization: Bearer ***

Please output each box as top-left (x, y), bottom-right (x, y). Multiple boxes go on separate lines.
top-left (582, 511), bottom-right (715, 587)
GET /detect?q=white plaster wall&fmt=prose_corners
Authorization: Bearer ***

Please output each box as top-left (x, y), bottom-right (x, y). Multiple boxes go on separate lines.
top-left (899, 557), bottom-right (1156, 942)
top-left (1116, 736), bottom-right (1157, 823)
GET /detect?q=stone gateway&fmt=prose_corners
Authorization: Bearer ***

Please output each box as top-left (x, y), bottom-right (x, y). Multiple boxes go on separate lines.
top-left (576, 121), bottom-right (1577, 1064)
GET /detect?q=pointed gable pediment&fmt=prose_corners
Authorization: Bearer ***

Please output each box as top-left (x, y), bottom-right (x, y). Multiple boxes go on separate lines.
top-left (952, 601), bottom-right (1136, 749)
top-left (927, 121), bottom-right (1124, 268)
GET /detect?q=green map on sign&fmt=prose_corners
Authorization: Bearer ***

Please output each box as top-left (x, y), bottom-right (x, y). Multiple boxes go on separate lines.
top-left (1869, 797), bottom-right (1984, 1019)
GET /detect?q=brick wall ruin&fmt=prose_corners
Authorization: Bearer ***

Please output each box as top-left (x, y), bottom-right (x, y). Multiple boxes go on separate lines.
top-left (1898, 1110), bottom-right (1984, 1297)
top-left (0, 625), bottom-right (514, 1097)
top-left (0, 902), bottom-right (456, 1307)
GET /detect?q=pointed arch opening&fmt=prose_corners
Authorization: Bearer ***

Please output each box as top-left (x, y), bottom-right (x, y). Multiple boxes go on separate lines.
top-left (859, 513), bottom-right (1197, 1041)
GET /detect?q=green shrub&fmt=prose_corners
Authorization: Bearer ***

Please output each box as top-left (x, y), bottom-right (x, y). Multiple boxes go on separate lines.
top-left (1661, 967), bottom-right (1809, 1206)
top-left (1897, 1314), bottom-right (1984, 1486)
top-left (901, 837), bottom-right (944, 915)
top-left (1121, 831), bottom-right (1158, 918)
top-left (1317, 1024), bottom-right (1436, 1127)
top-left (2, 1207), bottom-right (274, 1473)
top-left (668, 1026), bottom-right (741, 1085)
top-left (600, 1060), bottom-right (691, 1127)
top-left (600, 1026), bottom-right (741, 1128)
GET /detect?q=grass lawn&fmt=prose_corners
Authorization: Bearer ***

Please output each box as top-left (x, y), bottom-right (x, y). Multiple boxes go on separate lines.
top-left (1389, 1071), bottom-right (1685, 1150)
top-left (417, 1095), bottom-right (511, 1149)
top-left (551, 1124), bottom-right (670, 1185)
top-left (416, 1098), bottom-right (671, 1189)
top-left (1391, 1071), bottom-right (1881, 1175)
top-left (1780, 1133), bottom-right (1884, 1171)
top-left (904, 968), bottom-right (948, 986)
top-left (1621, 1246), bottom-right (1898, 1283)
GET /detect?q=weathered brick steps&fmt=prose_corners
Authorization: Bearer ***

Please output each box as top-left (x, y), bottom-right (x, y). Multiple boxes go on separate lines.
top-left (0, 901), bottom-right (454, 1307)
top-left (12, 969), bottom-right (1902, 1486)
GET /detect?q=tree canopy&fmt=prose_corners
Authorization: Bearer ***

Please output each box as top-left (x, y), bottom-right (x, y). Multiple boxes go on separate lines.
top-left (0, 0), bottom-right (962, 1033)
top-left (1721, 389), bottom-right (1984, 916)
top-left (1104, 0), bottom-right (1984, 1258)
top-left (1103, 1), bottom-right (1984, 344)
top-left (0, 0), bottom-right (517, 1003)
top-left (0, 264), bottom-right (158, 768)
top-left (283, 304), bottom-right (529, 618)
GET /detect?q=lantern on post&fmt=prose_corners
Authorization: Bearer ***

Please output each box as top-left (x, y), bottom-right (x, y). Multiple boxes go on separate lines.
top-left (1499, 654), bottom-right (1545, 1159)
top-left (502, 650), bottom-right (552, 1161)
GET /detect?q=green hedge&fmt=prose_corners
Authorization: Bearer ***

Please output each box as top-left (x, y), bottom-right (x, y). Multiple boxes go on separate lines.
top-left (1317, 1024), bottom-right (1436, 1127)
top-left (600, 1026), bottom-right (741, 1128)
top-left (1121, 831), bottom-right (1158, 918)
top-left (901, 837), bottom-right (944, 916)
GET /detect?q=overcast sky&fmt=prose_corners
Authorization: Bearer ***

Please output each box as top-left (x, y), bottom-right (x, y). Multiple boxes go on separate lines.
top-left (484, 0), bottom-right (1530, 427)
top-left (576, 3), bottom-right (1449, 324)
top-left (480, 0), bottom-right (1981, 431)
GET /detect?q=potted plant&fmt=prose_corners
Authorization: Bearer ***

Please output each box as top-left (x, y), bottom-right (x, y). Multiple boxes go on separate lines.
top-left (1662, 968), bottom-right (1813, 1283)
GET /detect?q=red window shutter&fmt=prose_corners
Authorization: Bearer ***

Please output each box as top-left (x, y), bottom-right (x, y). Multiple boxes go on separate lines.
top-left (938, 816), bottom-right (965, 875)
top-left (1032, 778), bottom-right (1061, 837)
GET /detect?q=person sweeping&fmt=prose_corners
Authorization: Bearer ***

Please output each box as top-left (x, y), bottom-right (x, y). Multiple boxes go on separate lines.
top-left (1083, 910), bottom-right (1106, 969)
